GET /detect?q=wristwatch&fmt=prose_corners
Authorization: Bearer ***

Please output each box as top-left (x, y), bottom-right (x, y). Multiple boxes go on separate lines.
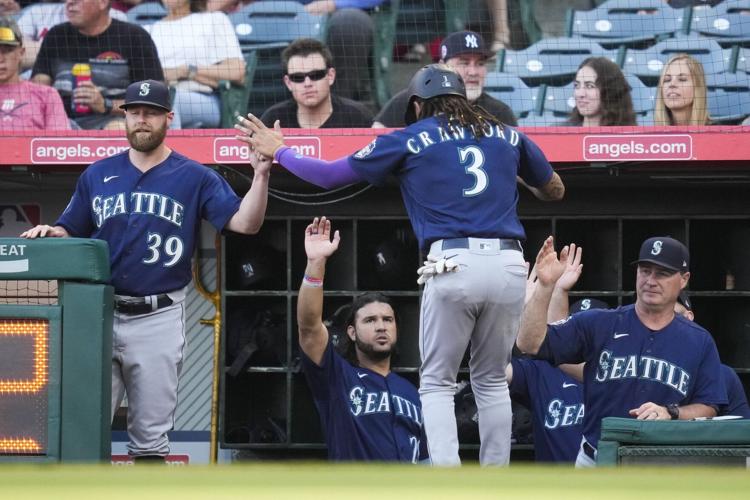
top-left (187, 64), bottom-right (198, 80)
top-left (666, 403), bottom-right (680, 420)
top-left (103, 97), bottom-right (113, 114)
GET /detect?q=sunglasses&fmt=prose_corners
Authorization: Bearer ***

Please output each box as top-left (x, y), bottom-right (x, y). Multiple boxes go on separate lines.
top-left (287, 69), bottom-right (329, 83)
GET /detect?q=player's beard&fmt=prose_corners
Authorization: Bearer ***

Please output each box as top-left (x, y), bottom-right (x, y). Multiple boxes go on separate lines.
top-left (127, 121), bottom-right (168, 153)
top-left (355, 336), bottom-right (393, 362)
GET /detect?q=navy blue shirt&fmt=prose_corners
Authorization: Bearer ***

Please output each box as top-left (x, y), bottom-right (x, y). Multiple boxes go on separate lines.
top-left (536, 305), bottom-right (727, 448)
top-left (510, 358), bottom-right (584, 463)
top-left (721, 364), bottom-right (750, 418)
top-left (56, 150), bottom-right (241, 295)
top-left (301, 342), bottom-right (428, 462)
top-left (348, 116), bottom-right (553, 252)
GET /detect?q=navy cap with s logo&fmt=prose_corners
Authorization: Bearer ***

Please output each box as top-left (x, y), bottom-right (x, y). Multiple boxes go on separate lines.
top-left (632, 236), bottom-right (690, 273)
top-left (120, 80), bottom-right (171, 112)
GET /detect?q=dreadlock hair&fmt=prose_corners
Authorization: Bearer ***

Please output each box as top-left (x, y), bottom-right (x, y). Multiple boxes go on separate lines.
top-left (417, 95), bottom-right (504, 138)
top-left (336, 292), bottom-right (399, 367)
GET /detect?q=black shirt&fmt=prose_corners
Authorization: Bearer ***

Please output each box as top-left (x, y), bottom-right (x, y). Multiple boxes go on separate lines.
top-left (373, 89), bottom-right (518, 127)
top-left (32, 19), bottom-right (164, 119)
top-left (260, 94), bottom-right (374, 128)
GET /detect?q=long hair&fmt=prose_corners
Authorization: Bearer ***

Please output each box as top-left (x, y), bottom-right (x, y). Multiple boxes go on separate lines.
top-left (417, 95), bottom-right (503, 138)
top-left (569, 57), bottom-right (637, 126)
top-left (337, 292), bottom-right (398, 366)
top-left (654, 53), bottom-right (709, 126)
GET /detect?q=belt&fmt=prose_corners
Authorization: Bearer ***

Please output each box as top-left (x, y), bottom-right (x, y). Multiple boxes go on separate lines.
top-left (582, 440), bottom-right (597, 460)
top-left (441, 237), bottom-right (522, 252)
top-left (115, 294), bottom-right (173, 315)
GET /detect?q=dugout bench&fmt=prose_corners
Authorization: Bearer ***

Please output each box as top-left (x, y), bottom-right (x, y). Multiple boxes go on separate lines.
top-left (597, 417), bottom-right (750, 466)
top-left (0, 238), bottom-right (112, 462)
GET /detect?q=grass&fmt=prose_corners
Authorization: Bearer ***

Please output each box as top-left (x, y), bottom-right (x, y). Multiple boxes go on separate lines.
top-left (1, 463), bottom-right (749, 499)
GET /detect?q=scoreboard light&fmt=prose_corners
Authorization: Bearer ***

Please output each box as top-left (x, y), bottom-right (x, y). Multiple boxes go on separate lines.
top-left (0, 314), bottom-right (60, 460)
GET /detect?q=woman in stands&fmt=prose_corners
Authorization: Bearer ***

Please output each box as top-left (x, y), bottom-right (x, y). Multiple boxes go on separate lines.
top-left (569, 57), bottom-right (637, 127)
top-left (148, 0), bottom-right (245, 128)
top-left (654, 53), bottom-right (709, 126)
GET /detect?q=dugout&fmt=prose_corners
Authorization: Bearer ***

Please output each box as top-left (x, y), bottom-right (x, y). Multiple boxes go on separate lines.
top-left (0, 238), bottom-right (112, 462)
top-left (597, 417), bottom-right (750, 466)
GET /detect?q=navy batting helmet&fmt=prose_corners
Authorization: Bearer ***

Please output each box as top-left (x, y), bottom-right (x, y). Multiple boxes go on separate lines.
top-left (404, 64), bottom-right (467, 125)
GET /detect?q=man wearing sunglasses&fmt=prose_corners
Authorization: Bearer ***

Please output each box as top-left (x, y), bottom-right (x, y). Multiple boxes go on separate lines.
top-left (260, 38), bottom-right (373, 129)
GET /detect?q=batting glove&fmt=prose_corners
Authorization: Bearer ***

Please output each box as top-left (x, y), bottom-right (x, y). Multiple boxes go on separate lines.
top-left (417, 254), bottom-right (459, 285)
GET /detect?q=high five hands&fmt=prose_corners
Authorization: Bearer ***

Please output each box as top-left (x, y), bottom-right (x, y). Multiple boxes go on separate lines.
top-left (235, 114), bottom-right (286, 160)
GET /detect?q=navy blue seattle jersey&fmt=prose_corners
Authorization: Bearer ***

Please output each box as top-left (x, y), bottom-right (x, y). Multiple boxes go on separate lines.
top-left (301, 342), bottom-right (428, 462)
top-left (721, 364), bottom-right (750, 418)
top-left (347, 117), bottom-right (554, 252)
top-left (510, 358), bottom-right (584, 463)
top-left (537, 305), bottom-right (727, 448)
top-left (56, 150), bottom-right (241, 295)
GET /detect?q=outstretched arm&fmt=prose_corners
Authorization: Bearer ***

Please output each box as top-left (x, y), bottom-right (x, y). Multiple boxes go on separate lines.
top-left (235, 114), bottom-right (364, 189)
top-left (517, 236), bottom-right (568, 355)
top-left (298, 216), bottom-right (341, 366)
top-left (226, 149), bottom-right (271, 234)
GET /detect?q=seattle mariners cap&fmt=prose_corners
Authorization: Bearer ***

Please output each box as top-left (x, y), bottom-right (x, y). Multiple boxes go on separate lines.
top-left (632, 236), bottom-right (690, 273)
top-left (120, 80), bottom-right (172, 112)
top-left (677, 290), bottom-right (692, 311)
top-left (0, 16), bottom-right (22, 47)
top-left (440, 30), bottom-right (494, 62)
top-left (569, 298), bottom-right (609, 314)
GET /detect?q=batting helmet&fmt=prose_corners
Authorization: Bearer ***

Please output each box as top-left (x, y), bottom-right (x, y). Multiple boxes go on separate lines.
top-left (404, 64), bottom-right (467, 125)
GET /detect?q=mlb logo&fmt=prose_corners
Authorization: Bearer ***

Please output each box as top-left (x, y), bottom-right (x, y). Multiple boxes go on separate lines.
top-left (0, 205), bottom-right (41, 237)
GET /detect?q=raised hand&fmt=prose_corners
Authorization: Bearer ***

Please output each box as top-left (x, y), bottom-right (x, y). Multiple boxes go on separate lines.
top-left (555, 243), bottom-right (583, 292)
top-left (533, 236), bottom-right (568, 287)
top-left (235, 114), bottom-right (285, 159)
top-left (304, 216), bottom-right (340, 262)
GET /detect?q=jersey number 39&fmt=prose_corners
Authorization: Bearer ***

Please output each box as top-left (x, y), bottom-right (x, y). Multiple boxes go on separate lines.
top-left (458, 145), bottom-right (488, 197)
top-left (143, 232), bottom-right (184, 267)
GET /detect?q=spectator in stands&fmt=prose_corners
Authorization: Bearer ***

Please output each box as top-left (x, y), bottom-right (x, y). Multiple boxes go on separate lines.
top-left (149, 0), bottom-right (245, 129)
top-left (654, 53), bottom-right (709, 126)
top-left (17, 0), bottom-right (127, 72)
top-left (569, 57), bottom-right (636, 127)
top-left (0, 0), bottom-right (20, 17)
top-left (0, 16), bottom-right (70, 130)
top-left (373, 30), bottom-right (517, 128)
top-left (208, 0), bottom-right (378, 103)
top-left (260, 38), bottom-right (373, 128)
top-left (31, 0), bottom-right (164, 130)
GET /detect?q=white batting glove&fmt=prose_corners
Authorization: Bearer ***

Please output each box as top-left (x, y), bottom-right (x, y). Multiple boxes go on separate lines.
top-left (417, 254), bottom-right (459, 285)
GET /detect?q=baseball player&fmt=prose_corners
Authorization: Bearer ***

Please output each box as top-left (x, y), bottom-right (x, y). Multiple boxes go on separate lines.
top-left (298, 216), bottom-right (428, 462)
top-left (20, 80), bottom-right (272, 462)
top-left (517, 236), bottom-right (728, 467)
top-left (236, 63), bottom-right (565, 466)
top-left (674, 291), bottom-right (750, 419)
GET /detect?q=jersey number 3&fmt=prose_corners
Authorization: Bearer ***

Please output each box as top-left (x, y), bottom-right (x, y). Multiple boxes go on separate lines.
top-left (458, 145), bottom-right (488, 197)
top-left (143, 232), bottom-right (184, 267)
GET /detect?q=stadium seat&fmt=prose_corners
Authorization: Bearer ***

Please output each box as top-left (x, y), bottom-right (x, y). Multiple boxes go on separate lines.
top-left (229, 1), bottom-right (326, 117)
top-left (498, 38), bottom-right (620, 86)
top-left (626, 73), bottom-right (657, 114)
top-left (566, 0), bottom-right (690, 49)
top-left (483, 72), bottom-right (543, 118)
top-left (706, 71), bottom-right (750, 90)
top-left (688, 0), bottom-right (750, 48)
top-left (395, 0), bottom-right (445, 47)
top-left (707, 88), bottom-right (750, 123)
top-left (126, 2), bottom-right (167, 27)
top-left (621, 35), bottom-right (733, 85)
top-left (517, 111), bottom-right (571, 127)
top-left (218, 52), bottom-right (258, 129)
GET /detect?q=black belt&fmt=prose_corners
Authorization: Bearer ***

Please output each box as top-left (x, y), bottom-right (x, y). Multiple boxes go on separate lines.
top-left (115, 294), bottom-right (173, 315)
top-left (583, 440), bottom-right (597, 460)
top-left (441, 237), bottom-right (522, 252)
